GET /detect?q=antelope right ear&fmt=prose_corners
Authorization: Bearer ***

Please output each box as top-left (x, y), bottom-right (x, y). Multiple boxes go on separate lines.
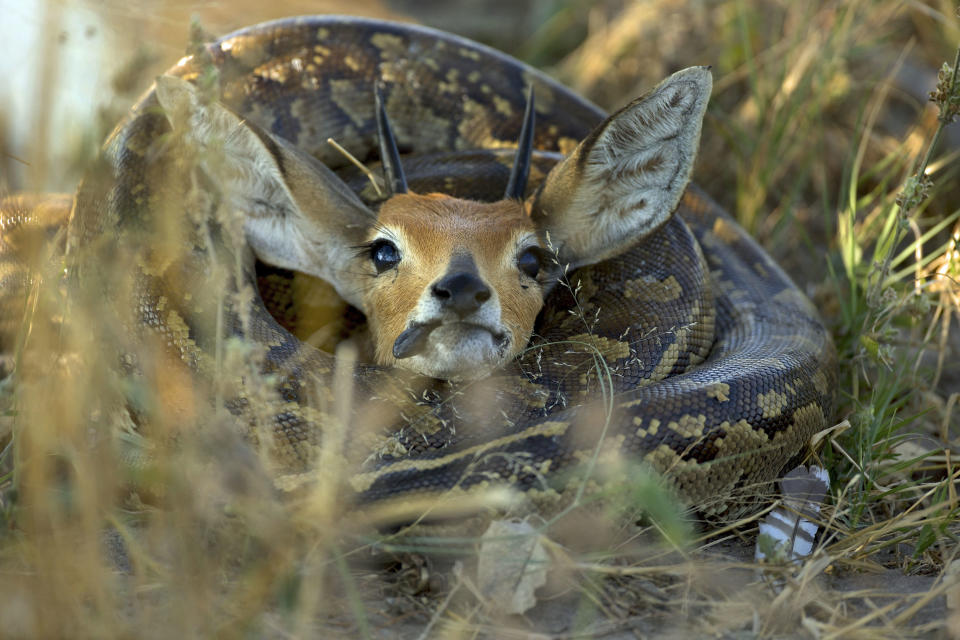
top-left (155, 75), bottom-right (377, 309)
top-left (529, 66), bottom-right (712, 269)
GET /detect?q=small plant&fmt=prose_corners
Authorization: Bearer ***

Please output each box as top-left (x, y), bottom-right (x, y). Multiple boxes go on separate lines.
top-left (830, 44), bottom-right (960, 543)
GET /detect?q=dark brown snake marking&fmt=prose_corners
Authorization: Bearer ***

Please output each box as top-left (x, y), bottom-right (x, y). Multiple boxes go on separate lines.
top-left (1, 16), bottom-right (837, 520)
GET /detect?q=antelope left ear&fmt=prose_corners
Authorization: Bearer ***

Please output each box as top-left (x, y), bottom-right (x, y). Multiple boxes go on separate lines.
top-left (529, 66), bottom-right (712, 269)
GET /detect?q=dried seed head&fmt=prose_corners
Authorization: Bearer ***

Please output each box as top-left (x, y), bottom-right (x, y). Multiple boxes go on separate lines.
top-left (895, 173), bottom-right (933, 212)
top-left (929, 61), bottom-right (960, 125)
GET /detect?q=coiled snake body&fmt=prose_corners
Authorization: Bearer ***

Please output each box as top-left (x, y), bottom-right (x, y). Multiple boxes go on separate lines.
top-left (3, 16), bottom-right (837, 519)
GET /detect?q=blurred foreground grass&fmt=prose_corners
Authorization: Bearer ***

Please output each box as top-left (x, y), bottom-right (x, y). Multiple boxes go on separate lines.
top-left (1, 0), bottom-right (960, 637)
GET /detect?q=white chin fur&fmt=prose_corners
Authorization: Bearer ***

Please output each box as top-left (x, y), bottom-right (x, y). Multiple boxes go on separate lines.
top-left (404, 325), bottom-right (508, 380)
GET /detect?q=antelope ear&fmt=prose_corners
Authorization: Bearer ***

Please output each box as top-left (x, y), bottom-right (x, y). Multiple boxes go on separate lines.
top-left (530, 66), bottom-right (711, 269)
top-left (155, 75), bottom-right (376, 309)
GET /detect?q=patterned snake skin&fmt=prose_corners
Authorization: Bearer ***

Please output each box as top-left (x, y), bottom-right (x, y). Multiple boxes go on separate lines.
top-left (2, 16), bottom-right (837, 520)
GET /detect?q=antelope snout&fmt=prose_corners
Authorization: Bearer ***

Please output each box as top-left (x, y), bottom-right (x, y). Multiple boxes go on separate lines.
top-left (431, 272), bottom-right (492, 317)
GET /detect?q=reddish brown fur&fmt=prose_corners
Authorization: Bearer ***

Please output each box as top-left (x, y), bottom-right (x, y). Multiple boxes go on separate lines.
top-left (363, 193), bottom-right (544, 368)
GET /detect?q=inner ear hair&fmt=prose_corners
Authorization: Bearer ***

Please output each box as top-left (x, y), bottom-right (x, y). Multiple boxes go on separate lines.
top-left (530, 66), bottom-right (712, 269)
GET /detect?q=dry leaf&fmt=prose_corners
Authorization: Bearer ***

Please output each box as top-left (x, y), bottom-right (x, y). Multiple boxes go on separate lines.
top-left (477, 520), bottom-right (549, 615)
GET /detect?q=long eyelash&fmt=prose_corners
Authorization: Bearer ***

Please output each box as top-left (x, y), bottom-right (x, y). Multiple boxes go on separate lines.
top-left (517, 246), bottom-right (553, 269)
top-left (353, 223), bottom-right (400, 259)
top-left (371, 219), bottom-right (393, 234)
top-left (351, 240), bottom-right (378, 259)
top-left (528, 247), bottom-right (559, 285)
top-left (529, 247), bottom-right (553, 264)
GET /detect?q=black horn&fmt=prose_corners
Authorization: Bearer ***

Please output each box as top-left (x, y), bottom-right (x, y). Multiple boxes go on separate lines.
top-left (504, 85), bottom-right (535, 201)
top-left (375, 84), bottom-right (408, 195)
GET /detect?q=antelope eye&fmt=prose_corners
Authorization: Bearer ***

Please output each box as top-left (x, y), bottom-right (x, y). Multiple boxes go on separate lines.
top-left (370, 239), bottom-right (401, 274)
top-left (517, 247), bottom-right (542, 279)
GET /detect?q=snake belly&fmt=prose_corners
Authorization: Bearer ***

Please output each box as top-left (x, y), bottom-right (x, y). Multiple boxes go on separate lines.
top-left (31, 16), bottom-right (839, 519)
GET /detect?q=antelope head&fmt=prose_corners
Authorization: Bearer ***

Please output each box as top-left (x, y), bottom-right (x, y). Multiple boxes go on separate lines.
top-left (156, 67), bottom-right (712, 380)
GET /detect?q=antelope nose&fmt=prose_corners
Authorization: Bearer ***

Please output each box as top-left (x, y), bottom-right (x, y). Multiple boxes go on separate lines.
top-left (432, 272), bottom-right (491, 316)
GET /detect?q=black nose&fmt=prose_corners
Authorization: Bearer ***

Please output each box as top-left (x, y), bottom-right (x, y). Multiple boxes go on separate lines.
top-left (431, 272), bottom-right (491, 316)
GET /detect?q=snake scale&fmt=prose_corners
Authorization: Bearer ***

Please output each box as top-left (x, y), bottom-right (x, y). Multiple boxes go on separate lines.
top-left (2, 16), bottom-right (837, 522)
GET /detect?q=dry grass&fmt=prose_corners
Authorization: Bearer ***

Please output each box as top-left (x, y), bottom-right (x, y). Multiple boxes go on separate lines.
top-left (2, 0), bottom-right (960, 637)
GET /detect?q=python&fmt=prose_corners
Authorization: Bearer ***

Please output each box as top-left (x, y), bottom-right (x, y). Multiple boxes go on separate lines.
top-left (0, 17), bottom-right (835, 518)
